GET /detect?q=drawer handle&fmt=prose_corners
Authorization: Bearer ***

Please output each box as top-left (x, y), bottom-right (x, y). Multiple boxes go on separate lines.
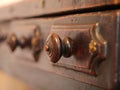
top-left (31, 27), bottom-right (43, 61)
top-left (7, 27), bottom-right (43, 61)
top-left (45, 33), bottom-right (73, 63)
top-left (89, 24), bottom-right (107, 59)
top-left (45, 23), bottom-right (107, 65)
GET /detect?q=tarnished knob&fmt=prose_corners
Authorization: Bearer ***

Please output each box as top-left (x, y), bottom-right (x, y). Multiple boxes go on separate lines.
top-left (45, 33), bottom-right (73, 63)
top-left (45, 33), bottom-right (62, 63)
top-left (31, 36), bottom-right (42, 61)
top-left (7, 27), bottom-right (43, 61)
top-left (7, 34), bottom-right (29, 51)
top-left (7, 33), bottom-right (19, 51)
top-left (31, 27), bottom-right (43, 61)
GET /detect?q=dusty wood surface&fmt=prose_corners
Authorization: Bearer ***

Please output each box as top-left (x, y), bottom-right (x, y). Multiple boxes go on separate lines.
top-left (0, 0), bottom-right (120, 21)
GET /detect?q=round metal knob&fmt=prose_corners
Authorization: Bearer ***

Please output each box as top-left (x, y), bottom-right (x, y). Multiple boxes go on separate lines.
top-left (31, 28), bottom-right (43, 61)
top-left (7, 27), bottom-right (43, 61)
top-left (45, 33), bottom-right (73, 63)
top-left (7, 33), bottom-right (18, 51)
top-left (45, 33), bottom-right (62, 63)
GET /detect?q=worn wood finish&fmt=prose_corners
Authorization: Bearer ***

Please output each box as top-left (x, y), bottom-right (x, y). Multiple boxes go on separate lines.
top-left (51, 13), bottom-right (117, 89)
top-left (12, 0), bottom-right (120, 18)
top-left (0, 10), bottom-right (119, 90)
top-left (0, 0), bottom-right (120, 21)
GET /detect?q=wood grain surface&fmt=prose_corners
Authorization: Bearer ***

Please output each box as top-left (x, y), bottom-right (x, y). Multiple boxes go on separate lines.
top-left (0, 0), bottom-right (120, 21)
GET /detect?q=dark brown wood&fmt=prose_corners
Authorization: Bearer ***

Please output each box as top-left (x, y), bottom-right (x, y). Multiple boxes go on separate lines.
top-left (13, 0), bottom-right (120, 18)
top-left (45, 23), bottom-right (107, 76)
top-left (0, 10), bottom-right (119, 90)
top-left (0, 0), bottom-right (120, 21)
top-left (45, 11), bottom-right (118, 89)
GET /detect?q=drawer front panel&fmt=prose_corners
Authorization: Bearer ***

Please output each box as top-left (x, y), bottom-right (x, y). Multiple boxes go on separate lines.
top-left (0, 11), bottom-right (119, 90)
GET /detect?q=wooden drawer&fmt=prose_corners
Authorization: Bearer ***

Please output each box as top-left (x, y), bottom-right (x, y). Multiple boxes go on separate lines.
top-left (0, 0), bottom-right (120, 21)
top-left (0, 10), bottom-right (120, 90)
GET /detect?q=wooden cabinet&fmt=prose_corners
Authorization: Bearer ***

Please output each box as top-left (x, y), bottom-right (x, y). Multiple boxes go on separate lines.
top-left (0, 1), bottom-right (120, 90)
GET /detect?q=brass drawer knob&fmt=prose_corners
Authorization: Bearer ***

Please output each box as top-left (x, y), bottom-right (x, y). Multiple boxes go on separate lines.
top-left (31, 28), bottom-right (43, 61)
top-left (7, 27), bottom-right (43, 61)
top-left (45, 33), bottom-right (62, 63)
top-left (7, 34), bottom-right (29, 51)
top-left (45, 33), bottom-right (73, 63)
top-left (7, 33), bottom-right (19, 51)
top-left (45, 24), bottom-right (107, 65)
